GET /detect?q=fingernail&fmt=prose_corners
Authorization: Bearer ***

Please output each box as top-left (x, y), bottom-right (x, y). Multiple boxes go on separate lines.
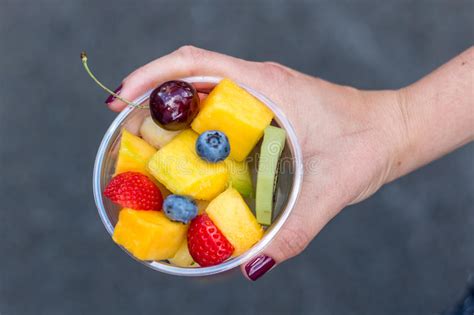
top-left (245, 254), bottom-right (275, 281)
top-left (105, 84), bottom-right (123, 104)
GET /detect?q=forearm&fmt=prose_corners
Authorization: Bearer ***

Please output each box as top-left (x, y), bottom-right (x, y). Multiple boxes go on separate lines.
top-left (387, 46), bottom-right (474, 182)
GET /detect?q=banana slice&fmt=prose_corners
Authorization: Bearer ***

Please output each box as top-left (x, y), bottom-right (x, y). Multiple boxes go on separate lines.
top-left (139, 116), bottom-right (181, 149)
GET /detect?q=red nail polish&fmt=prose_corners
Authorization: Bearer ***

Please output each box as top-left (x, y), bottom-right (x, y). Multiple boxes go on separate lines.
top-left (105, 84), bottom-right (123, 104)
top-left (245, 254), bottom-right (275, 281)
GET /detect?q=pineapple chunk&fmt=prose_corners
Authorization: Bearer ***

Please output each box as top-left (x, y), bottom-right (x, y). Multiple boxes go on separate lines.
top-left (147, 129), bottom-right (228, 200)
top-left (206, 187), bottom-right (263, 256)
top-left (168, 239), bottom-right (195, 267)
top-left (115, 129), bottom-right (156, 177)
top-left (113, 208), bottom-right (187, 261)
top-left (191, 78), bottom-right (274, 161)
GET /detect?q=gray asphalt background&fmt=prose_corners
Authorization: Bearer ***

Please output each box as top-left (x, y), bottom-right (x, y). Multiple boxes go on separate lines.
top-left (0, 1), bottom-right (473, 314)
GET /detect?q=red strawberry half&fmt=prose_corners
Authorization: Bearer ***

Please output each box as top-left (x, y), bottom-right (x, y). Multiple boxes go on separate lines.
top-left (187, 214), bottom-right (234, 267)
top-left (104, 171), bottom-right (163, 211)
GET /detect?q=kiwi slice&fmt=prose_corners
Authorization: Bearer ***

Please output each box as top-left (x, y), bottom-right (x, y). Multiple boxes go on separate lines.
top-left (256, 126), bottom-right (286, 225)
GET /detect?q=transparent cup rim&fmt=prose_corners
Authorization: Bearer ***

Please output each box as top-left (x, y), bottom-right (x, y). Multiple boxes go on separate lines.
top-left (93, 76), bottom-right (304, 276)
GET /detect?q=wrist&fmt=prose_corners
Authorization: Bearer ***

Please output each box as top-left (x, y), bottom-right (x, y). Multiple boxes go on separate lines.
top-left (315, 83), bottom-right (411, 204)
top-left (383, 87), bottom-right (416, 183)
top-left (385, 47), bottom-right (474, 182)
top-left (356, 88), bottom-right (413, 185)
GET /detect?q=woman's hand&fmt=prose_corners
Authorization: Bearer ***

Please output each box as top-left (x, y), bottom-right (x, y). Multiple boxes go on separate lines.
top-left (106, 46), bottom-right (474, 280)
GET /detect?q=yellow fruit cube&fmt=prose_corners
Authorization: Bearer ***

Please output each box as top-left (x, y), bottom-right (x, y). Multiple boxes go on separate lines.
top-left (147, 129), bottom-right (228, 200)
top-left (206, 187), bottom-right (263, 256)
top-left (191, 78), bottom-right (274, 161)
top-left (168, 239), bottom-right (196, 267)
top-left (112, 209), bottom-right (187, 261)
top-left (115, 129), bottom-right (156, 177)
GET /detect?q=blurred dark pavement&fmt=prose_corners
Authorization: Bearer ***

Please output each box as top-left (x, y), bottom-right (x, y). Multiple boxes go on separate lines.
top-left (0, 1), bottom-right (473, 314)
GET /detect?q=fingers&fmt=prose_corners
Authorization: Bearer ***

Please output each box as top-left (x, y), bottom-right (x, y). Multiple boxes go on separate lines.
top-left (241, 187), bottom-right (340, 281)
top-left (106, 46), bottom-right (265, 112)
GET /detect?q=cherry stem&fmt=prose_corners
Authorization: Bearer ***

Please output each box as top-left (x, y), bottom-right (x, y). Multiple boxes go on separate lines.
top-left (80, 52), bottom-right (147, 109)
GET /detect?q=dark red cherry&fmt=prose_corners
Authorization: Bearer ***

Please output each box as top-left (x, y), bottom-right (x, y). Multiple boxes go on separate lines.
top-left (149, 80), bottom-right (200, 131)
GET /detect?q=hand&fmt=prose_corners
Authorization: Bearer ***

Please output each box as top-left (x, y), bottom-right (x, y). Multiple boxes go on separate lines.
top-left (107, 46), bottom-right (473, 280)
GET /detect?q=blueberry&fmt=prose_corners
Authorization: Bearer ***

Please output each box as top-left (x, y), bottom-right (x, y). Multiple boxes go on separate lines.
top-left (162, 195), bottom-right (198, 224)
top-left (196, 130), bottom-right (230, 162)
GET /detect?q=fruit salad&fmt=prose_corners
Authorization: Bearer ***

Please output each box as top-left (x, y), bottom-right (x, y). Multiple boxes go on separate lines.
top-left (82, 54), bottom-right (288, 268)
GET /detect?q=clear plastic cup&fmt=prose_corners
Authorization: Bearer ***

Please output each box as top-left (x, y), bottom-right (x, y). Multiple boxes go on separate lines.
top-left (93, 76), bottom-right (303, 276)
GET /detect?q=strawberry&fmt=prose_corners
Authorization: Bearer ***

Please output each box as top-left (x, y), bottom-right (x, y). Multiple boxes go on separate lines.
top-left (187, 214), bottom-right (234, 267)
top-left (104, 172), bottom-right (163, 211)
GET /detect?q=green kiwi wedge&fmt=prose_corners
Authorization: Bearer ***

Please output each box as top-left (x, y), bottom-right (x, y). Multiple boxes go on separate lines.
top-left (256, 125), bottom-right (286, 225)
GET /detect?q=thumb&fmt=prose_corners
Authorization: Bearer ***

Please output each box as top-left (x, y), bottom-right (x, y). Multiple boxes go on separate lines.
top-left (241, 189), bottom-right (340, 281)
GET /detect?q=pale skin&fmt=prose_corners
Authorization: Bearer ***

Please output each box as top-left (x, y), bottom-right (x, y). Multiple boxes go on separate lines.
top-left (107, 45), bottom-right (474, 280)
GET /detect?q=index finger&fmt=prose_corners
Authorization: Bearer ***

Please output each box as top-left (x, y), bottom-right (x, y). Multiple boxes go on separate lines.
top-left (107, 46), bottom-right (265, 112)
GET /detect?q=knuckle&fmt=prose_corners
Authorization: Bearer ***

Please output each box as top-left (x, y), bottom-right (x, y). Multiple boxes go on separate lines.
top-left (262, 61), bottom-right (297, 83)
top-left (263, 61), bottom-right (285, 69)
top-left (175, 45), bottom-right (207, 75)
top-left (263, 61), bottom-right (292, 75)
top-left (176, 45), bottom-right (204, 62)
top-left (276, 227), bottom-right (311, 259)
top-left (177, 45), bottom-right (197, 55)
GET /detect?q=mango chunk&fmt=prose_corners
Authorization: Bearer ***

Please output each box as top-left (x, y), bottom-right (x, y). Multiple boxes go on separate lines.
top-left (113, 209), bottom-right (187, 261)
top-left (191, 78), bottom-right (273, 161)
